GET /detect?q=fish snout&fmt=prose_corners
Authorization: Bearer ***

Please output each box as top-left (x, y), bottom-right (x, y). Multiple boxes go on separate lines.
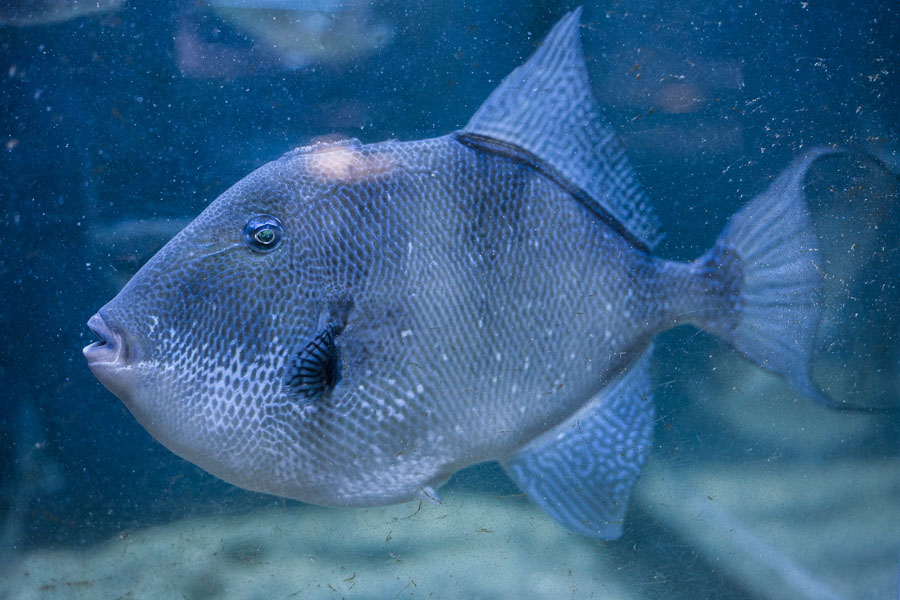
top-left (83, 312), bottom-right (128, 368)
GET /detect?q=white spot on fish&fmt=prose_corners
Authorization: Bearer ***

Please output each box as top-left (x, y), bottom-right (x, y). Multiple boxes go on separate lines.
top-left (415, 384), bottom-right (424, 394)
top-left (306, 142), bottom-right (396, 183)
top-left (401, 329), bottom-right (413, 338)
top-left (495, 352), bottom-right (502, 362)
top-left (405, 390), bottom-right (415, 399)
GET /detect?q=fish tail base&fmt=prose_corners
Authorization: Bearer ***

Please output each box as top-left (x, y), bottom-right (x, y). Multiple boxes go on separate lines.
top-left (687, 242), bottom-right (743, 335)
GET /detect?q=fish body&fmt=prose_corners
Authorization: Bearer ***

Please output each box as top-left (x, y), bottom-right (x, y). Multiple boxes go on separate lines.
top-left (84, 9), bottom-right (830, 538)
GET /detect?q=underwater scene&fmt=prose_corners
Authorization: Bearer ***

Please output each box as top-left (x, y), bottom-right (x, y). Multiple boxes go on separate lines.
top-left (1, 0), bottom-right (898, 598)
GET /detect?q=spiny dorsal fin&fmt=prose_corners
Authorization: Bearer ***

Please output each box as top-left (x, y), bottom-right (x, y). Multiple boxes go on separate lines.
top-left (463, 7), bottom-right (662, 250)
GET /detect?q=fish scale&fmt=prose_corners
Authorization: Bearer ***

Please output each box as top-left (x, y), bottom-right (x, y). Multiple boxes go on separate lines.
top-left (85, 8), bottom-right (835, 538)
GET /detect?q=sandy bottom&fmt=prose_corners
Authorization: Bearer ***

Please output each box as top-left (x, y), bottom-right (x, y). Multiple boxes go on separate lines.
top-left (638, 458), bottom-right (900, 600)
top-left (4, 450), bottom-right (897, 600)
top-left (1, 491), bottom-right (639, 600)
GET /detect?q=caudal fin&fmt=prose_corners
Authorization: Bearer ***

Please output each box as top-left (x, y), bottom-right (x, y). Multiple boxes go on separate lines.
top-left (700, 147), bottom-right (838, 407)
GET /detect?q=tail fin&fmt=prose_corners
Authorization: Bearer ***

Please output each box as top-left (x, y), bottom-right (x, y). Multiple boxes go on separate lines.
top-left (699, 147), bottom-right (839, 408)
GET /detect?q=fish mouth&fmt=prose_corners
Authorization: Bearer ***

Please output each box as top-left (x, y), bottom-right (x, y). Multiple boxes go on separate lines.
top-left (83, 312), bottom-right (128, 367)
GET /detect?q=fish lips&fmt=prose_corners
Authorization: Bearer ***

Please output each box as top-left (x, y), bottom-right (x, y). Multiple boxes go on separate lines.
top-left (84, 311), bottom-right (149, 402)
top-left (83, 312), bottom-right (132, 374)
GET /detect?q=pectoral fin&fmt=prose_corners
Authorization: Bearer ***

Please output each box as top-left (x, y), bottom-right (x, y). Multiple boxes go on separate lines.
top-left (284, 323), bottom-right (342, 404)
top-left (503, 347), bottom-right (654, 539)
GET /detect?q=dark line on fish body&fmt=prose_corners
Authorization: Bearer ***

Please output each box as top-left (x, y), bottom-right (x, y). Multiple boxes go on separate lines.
top-left (453, 131), bottom-right (652, 254)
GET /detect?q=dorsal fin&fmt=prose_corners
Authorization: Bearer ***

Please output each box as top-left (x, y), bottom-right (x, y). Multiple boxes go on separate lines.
top-left (462, 7), bottom-right (662, 250)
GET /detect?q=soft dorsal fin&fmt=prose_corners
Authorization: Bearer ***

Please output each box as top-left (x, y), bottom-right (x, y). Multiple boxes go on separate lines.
top-left (462, 7), bottom-right (662, 250)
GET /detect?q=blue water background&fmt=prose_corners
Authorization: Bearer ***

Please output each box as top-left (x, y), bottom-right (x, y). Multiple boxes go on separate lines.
top-left (1, 0), bottom-right (897, 597)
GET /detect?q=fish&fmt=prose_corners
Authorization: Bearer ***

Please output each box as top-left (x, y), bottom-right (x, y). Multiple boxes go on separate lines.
top-left (83, 8), bottom-right (838, 539)
top-left (0, 0), bottom-right (122, 26)
top-left (207, 0), bottom-right (393, 70)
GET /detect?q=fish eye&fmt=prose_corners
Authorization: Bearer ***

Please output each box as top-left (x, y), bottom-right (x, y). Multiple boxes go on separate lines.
top-left (243, 215), bottom-right (283, 253)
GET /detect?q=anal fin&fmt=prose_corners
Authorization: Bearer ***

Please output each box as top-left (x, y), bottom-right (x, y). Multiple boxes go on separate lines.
top-left (503, 347), bottom-right (655, 539)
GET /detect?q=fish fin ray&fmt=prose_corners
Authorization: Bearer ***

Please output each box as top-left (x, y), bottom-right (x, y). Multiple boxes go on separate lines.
top-left (462, 7), bottom-right (663, 249)
top-left (702, 147), bottom-right (845, 408)
top-left (502, 346), bottom-right (654, 539)
top-left (284, 323), bottom-right (342, 404)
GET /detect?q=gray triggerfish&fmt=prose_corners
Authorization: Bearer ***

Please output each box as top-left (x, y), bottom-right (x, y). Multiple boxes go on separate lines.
top-left (84, 8), bottom-right (835, 539)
